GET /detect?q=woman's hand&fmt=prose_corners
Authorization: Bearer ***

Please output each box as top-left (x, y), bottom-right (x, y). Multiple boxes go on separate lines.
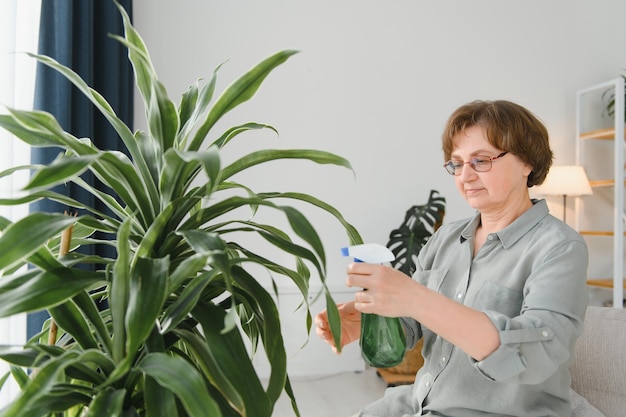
top-left (347, 262), bottom-right (501, 361)
top-left (315, 301), bottom-right (361, 353)
top-left (346, 262), bottom-right (419, 318)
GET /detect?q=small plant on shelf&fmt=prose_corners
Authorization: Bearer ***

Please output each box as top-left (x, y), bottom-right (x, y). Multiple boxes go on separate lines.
top-left (601, 73), bottom-right (626, 122)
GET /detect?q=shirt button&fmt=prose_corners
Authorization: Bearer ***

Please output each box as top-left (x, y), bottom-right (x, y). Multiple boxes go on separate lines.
top-left (487, 235), bottom-right (494, 241)
top-left (441, 356), bottom-right (447, 363)
top-left (456, 293), bottom-right (463, 299)
top-left (425, 382), bottom-right (431, 388)
top-left (542, 330), bottom-right (549, 338)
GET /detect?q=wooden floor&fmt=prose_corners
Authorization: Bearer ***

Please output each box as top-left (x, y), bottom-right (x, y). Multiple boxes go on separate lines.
top-left (271, 367), bottom-right (387, 417)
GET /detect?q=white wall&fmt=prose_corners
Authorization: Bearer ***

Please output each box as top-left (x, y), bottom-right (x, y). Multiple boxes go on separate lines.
top-left (132, 0), bottom-right (626, 371)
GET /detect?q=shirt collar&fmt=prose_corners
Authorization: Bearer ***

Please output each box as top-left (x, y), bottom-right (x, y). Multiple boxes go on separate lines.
top-left (460, 199), bottom-right (549, 248)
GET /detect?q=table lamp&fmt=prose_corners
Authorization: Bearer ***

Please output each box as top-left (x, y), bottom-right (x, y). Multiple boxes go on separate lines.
top-left (533, 165), bottom-right (593, 222)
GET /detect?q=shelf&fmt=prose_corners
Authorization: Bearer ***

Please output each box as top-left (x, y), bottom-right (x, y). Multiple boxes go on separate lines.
top-left (589, 179), bottom-right (626, 188)
top-left (580, 127), bottom-right (626, 140)
top-left (587, 278), bottom-right (626, 289)
top-left (577, 78), bottom-right (625, 309)
top-left (579, 230), bottom-right (626, 236)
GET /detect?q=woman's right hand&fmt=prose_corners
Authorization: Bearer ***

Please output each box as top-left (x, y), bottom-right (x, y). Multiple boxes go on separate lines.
top-left (314, 301), bottom-right (361, 353)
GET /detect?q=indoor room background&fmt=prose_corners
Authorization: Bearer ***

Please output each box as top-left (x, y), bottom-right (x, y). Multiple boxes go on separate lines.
top-left (131, 0), bottom-right (626, 377)
top-left (1, 0), bottom-right (624, 393)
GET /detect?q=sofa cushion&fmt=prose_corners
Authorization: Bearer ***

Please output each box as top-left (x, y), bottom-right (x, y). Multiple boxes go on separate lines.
top-left (570, 306), bottom-right (626, 417)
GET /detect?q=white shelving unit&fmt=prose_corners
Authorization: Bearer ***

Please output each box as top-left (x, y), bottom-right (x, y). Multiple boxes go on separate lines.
top-left (575, 77), bottom-right (625, 308)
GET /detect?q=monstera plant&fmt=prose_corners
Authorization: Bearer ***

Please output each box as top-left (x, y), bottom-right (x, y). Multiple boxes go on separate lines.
top-left (0, 2), bottom-right (358, 416)
top-left (387, 189), bottom-right (446, 276)
top-left (377, 189), bottom-right (445, 385)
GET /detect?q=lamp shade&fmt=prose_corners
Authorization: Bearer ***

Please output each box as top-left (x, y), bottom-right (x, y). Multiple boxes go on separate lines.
top-left (533, 165), bottom-right (593, 197)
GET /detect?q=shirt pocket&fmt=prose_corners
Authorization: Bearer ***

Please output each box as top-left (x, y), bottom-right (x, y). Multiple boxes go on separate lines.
top-left (412, 268), bottom-right (449, 293)
top-left (472, 280), bottom-right (523, 317)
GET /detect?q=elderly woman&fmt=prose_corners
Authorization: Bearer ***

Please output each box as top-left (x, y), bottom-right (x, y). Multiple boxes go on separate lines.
top-left (316, 100), bottom-right (590, 417)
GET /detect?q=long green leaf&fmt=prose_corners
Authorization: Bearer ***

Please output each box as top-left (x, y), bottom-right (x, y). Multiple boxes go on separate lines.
top-left (324, 289), bottom-right (343, 353)
top-left (256, 230), bottom-right (324, 281)
top-left (111, 3), bottom-right (179, 154)
top-left (71, 291), bottom-right (113, 355)
top-left (161, 269), bottom-right (216, 333)
top-left (112, 0), bottom-right (157, 114)
top-left (281, 206), bottom-right (326, 273)
top-left (133, 204), bottom-right (173, 262)
top-left (0, 268), bottom-right (104, 317)
top-left (230, 266), bottom-right (287, 407)
top-left (25, 47), bottom-right (161, 212)
top-left (111, 219), bottom-right (132, 364)
top-left (210, 122), bottom-right (278, 149)
top-left (259, 191), bottom-right (363, 245)
top-left (189, 50), bottom-right (298, 151)
top-left (166, 252), bottom-right (211, 293)
top-left (0, 350), bottom-right (80, 417)
top-left (137, 352), bottom-right (223, 417)
top-left (0, 347), bottom-right (40, 367)
top-left (10, 366), bottom-right (29, 390)
top-left (228, 239), bottom-right (310, 298)
top-left (148, 79), bottom-right (179, 152)
top-left (0, 114), bottom-right (64, 147)
top-left (0, 188), bottom-right (119, 227)
top-left (2, 108), bottom-right (88, 152)
top-left (84, 388), bottom-right (126, 417)
top-left (25, 52), bottom-right (141, 163)
top-left (25, 154), bottom-right (100, 191)
top-left (219, 148), bottom-right (353, 182)
top-left (49, 300), bottom-right (99, 350)
top-left (159, 148), bottom-right (220, 205)
top-left (177, 72), bottom-right (219, 148)
top-left (93, 151), bottom-right (155, 226)
top-left (0, 213), bottom-right (79, 272)
top-left (125, 256), bottom-right (169, 357)
top-left (145, 374), bottom-right (178, 417)
top-left (187, 301), bottom-right (272, 416)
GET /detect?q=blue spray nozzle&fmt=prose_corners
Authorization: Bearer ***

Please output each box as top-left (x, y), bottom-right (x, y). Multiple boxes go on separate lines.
top-left (341, 243), bottom-right (395, 264)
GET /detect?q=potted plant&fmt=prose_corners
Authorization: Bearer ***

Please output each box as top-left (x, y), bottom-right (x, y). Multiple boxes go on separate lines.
top-left (602, 74), bottom-right (626, 122)
top-left (0, 2), bottom-right (358, 416)
top-left (377, 189), bottom-right (445, 386)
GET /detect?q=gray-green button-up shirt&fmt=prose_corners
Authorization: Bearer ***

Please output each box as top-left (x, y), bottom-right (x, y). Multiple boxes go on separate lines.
top-left (361, 199), bottom-right (589, 417)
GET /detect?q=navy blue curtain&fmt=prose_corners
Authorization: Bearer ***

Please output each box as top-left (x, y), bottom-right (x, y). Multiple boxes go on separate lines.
top-left (28, 0), bottom-right (134, 339)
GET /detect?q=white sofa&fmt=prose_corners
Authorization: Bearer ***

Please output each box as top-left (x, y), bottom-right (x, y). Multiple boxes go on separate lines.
top-left (570, 306), bottom-right (626, 417)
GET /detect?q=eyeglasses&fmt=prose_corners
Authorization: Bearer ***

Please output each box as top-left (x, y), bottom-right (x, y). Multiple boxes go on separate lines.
top-left (443, 152), bottom-right (508, 176)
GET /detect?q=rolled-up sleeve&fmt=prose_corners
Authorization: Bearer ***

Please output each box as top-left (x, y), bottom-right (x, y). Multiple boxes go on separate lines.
top-left (400, 317), bottom-right (422, 349)
top-left (473, 239), bottom-right (589, 384)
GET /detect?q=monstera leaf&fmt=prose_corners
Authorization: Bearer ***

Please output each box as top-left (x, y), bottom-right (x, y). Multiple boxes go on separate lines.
top-left (386, 189), bottom-right (445, 276)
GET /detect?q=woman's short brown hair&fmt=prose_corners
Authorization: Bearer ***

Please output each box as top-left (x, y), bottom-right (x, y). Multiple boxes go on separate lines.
top-left (441, 100), bottom-right (553, 187)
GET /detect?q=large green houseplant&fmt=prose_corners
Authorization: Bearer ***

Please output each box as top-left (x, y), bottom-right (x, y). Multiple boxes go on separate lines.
top-left (0, 2), bottom-right (358, 416)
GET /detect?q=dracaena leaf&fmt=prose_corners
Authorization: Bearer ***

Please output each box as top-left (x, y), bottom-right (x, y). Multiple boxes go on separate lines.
top-left (137, 352), bottom-right (223, 417)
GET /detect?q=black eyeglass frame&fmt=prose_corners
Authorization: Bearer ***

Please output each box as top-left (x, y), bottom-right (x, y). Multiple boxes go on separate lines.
top-left (443, 151), bottom-right (508, 176)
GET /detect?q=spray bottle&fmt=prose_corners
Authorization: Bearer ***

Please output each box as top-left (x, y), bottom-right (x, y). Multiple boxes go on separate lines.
top-left (342, 243), bottom-right (406, 367)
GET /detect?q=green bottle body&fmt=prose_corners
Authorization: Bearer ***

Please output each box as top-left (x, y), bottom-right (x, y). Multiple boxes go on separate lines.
top-left (360, 312), bottom-right (406, 368)
top-left (341, 244), bottom-right (405, 367)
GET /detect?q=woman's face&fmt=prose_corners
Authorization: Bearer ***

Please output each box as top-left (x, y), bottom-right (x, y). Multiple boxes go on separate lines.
top-left (450, 125), bottom-right (532, 214)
